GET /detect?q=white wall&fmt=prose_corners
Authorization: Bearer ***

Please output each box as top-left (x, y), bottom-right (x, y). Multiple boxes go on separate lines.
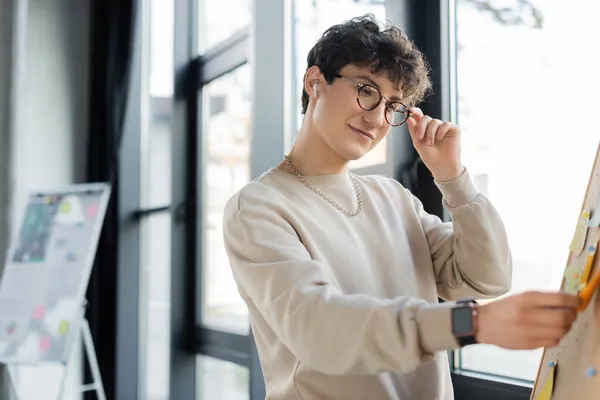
top-left (1, 0), bottom-right (90, 398)
top-left (11, 0), bottom-right (90, 226)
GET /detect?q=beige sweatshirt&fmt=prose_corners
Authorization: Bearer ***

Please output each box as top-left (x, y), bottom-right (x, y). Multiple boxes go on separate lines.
top-left (223, 166), bottom-right (512, 400)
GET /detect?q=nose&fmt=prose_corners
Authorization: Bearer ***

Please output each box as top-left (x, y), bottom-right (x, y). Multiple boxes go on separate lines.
top-left (363, 101), bottom-right (386, 128)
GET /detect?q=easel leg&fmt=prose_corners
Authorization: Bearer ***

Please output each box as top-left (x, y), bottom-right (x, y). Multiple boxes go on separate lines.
top-left (56, 360), bottom-right (70, 400)
top-left (7, 366), bottom-right (24, 400)
top-left (81, 320), bottom-right (106, 400)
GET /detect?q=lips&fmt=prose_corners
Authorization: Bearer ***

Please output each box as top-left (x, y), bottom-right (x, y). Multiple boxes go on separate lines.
top-left (349, 125), bottom-right (375, 140)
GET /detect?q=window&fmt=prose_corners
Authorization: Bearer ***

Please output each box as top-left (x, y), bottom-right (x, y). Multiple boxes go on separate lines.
top-left (197, 356), bottom-right (249, 400)
top-left (197, 0), bottom-right (252, 53)
top-left (453, 0), bottom-right (600, 381)
top-left (201, 64), bottom-right (252, 334)
top-left (141, 214), bottom-right (172, 399)
top-left (140, 0), bottom-right (174, 398)
top-left (291, 0), bottom-right (388, 170)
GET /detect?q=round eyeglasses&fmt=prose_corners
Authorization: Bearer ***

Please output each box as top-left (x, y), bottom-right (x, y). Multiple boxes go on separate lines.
top-left (336, 74), bottom-right (410, 127)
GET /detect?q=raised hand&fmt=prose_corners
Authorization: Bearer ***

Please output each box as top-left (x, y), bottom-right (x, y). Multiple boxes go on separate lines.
top-left (406, 107), bottom-right (463, 182)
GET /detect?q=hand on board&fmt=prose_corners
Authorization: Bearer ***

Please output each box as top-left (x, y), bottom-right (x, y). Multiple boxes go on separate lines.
top-left (406, 107), bottom-right (463, 182)
top-left (475, 291), bottom-right (581, 350)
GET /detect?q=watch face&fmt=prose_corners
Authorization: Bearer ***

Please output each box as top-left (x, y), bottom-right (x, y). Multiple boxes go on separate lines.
top-left (453, 306), bottom-right (474, 334)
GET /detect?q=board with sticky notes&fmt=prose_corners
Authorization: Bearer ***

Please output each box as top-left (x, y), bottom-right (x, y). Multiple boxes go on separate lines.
top-left (0, 183), bottom-right (111, 366)
top-left (531, 142), bottom-right (600, 400)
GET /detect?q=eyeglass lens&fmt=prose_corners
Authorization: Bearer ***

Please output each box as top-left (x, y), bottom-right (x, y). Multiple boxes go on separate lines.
top-left (357, 85), bottom-right (409, 126)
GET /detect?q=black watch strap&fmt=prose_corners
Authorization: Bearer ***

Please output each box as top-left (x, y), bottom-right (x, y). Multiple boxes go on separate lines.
top-left (457, 332), bottom-right (478, 347)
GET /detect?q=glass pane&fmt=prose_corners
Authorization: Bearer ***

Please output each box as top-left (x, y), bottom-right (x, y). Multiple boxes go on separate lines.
top-left (454, 0), bottom-right (600, 381)
top-left (140, 1), bottom-right (174, 398)
top-left (202, 65), bottom-right (251, 333)
top-left (292, 0), bottom-right (387, 170)
top-left (198, 0), bottom-right (251, 54)
top-left (141, 0), bottom-right (173, 208)
top-left (197, 356), bottom-right (249, 400)
top-left (142, 213), bottom-right (172, 400)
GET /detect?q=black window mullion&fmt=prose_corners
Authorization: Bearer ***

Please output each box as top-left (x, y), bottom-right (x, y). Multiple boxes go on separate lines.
top-left (170, 0), bottom-right (198, 398)
top-left (132, 205), bottom-right (171, 218)
top-left (195, 327), bottom-right (250, 367)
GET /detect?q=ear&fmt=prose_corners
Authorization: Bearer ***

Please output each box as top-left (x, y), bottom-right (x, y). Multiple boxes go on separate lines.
top-left (304, 65), bottom-right (324, 99)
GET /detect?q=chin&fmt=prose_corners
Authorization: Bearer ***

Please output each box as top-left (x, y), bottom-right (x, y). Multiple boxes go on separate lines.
top-left (336, 146), bottom-right (370, 162)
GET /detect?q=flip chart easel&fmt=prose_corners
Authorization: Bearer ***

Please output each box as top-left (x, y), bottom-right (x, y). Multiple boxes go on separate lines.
top-left (0, 184), bottom-right (111, 400)
top-left (531, 142), bottom-right (600, 400)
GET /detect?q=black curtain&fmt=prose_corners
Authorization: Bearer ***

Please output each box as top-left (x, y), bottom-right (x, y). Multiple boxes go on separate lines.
top-left (86, 1), bottom-right (137, 399)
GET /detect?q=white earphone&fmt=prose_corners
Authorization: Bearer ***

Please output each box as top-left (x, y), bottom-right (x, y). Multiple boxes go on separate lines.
top-left (313, 83), bottom-right (318, 96)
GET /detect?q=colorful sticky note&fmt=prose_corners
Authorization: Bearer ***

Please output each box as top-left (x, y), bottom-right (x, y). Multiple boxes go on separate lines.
top-left (537, 363), bottom-right (557, 400)
top-left (564, 267), bottom-right (584, 294)
top-left (570, 210), bottom-right (590, 255)
top-left (58, 321), bottom-right (70, 335)
top-left (87, 203), bottom-right (98, 218)
top-left (6, 322), bottom-right (16, 335)
top-left (40, 336), bottom-right (51, 352)
top-left (33, 305), bottom-right (45, 320)
top-left (66, 252), bottom-right (77, 262)
top-left (59, 201), bottom-right (72, 214)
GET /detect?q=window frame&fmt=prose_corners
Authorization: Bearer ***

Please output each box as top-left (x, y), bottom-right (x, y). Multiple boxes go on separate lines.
top-left (425, 0), bottom-right (534, 398)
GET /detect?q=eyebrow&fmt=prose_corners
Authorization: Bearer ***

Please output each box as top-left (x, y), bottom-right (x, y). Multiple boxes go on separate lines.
top-left (354, 75), bottom-right (404, 102)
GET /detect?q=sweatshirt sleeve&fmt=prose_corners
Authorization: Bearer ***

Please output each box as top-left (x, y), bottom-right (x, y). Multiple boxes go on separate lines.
top-left (409, 167), bottom-right (513, 301)
top-left (223, 183), bottom-right (460, 376)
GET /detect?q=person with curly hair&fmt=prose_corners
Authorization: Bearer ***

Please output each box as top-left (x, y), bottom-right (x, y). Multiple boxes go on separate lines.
top-left (223, 14), bottom-right (579, 400)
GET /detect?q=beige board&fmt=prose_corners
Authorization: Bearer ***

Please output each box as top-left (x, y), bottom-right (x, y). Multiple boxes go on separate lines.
top-left (531, 141), bottom-right (600, 400)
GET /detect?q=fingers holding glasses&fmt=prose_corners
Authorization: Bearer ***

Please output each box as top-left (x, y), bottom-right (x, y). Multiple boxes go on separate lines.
top-left (407, 107), bottom-right (428, 141)
top-left (416, 115), bottom-right (433, 141)
top-left (409, 107), bottom-right (424, 119)
top-left (424, 118), bottom-right (444, 146)
top-left (407, 107), bottom-right (459, 146)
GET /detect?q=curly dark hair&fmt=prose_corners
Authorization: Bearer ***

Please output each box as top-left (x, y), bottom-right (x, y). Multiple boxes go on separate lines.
top-left (301, 14), bottom-right (431, 114)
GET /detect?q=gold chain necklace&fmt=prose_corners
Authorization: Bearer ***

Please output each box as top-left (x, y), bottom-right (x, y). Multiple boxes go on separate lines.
top-left (283, 155), bottom-right (363, 217)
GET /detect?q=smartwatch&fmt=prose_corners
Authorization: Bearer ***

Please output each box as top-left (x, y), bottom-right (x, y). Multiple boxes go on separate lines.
top-left (451, 298), bottom-right (479, 347)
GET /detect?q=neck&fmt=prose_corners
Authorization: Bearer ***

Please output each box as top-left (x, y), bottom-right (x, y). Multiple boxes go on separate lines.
top-left (279, 117), bottom-right (349, 176)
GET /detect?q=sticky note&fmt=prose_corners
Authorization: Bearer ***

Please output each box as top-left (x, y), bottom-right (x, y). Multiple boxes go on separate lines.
top-left (33, 305), bottom-right (45, 320)
top-left (564, 267), bottom-right (583, 294)
top-left (588, 196), bottom-right (600, 227)
top-left (6, 322), bottom-right (16, 335)
top-left (59, 201), bottom-right (72, 214)
top-left (87, 203), bottom-right (98, 218)
top-left (66, 252), bottom-right (77, 262)
top-left (58, 321), bottom-right (70, 335)
top-left (40, 336), bottom-right (51, 352)
top-left (537, 363), bottom-right (557, 400)
top-left (570, 210), bottom-right (590, 255)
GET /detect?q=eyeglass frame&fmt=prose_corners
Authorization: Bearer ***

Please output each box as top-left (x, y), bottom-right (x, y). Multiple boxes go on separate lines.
top-left (334, 74), bottom-right (411, 127)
